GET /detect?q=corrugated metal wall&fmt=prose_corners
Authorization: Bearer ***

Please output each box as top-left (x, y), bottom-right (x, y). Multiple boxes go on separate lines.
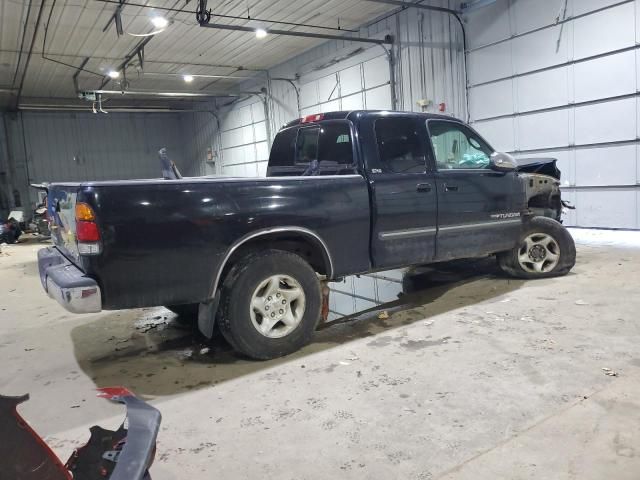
top-left (0, 111), bottom-right (190, 207)
top-left (466, 0), bottom-right (640, 229)
top-left (179, 109), bottom-right (219, 177)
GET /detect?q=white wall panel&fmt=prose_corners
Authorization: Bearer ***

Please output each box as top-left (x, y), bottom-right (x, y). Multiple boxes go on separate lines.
top-left (575, 145), bottom-right (637, 186)
top-left (469, 79), bottom-right (514, 119)
top-left (573, 50), bottom-right (636, 103)
top-left (518, 110), bottom-right (570, 150)
top-left (254, 122), bottom-right (267, 143)
top-left (341, 92), bottom-right (365, 110)
top-left (574, 98), bottom-right (636, 145)
top-left (318, 74), bottom-right (339, 103)
top-left (572, 2), bottom-right (635, 60)
top-left (362, 56), bottom-right (390, 89)
top-left (473, 117), bottom-right (516, 152)
top-left (256, 142), bottom-right (269, 162)
top-left (320, 99), bottom-right (341, 113)
top-left (561, 190), bottom-right (577, 225)
top-left (513, 0), bottom-right (562, 34)
top-left (365, 85), bottom-right (392, 110)
top-left (572, 0), bottom-right (627, 16)
top-left (300, 82), bottom-right (318, 108)
top-left (340, 65), bottom-right (363, 96)
top-left (468, 42), bottom-right (512, 85)
top-left (512, 25), bottom-right (568, 74)
top-left (298, 54), bottom-right (390, 114)
top-left (251, 102), bottom-right (265, 122)
top-left (516, 67), bottom-right (569, 112)
top-left (576, 189), bottom-right (637, 228)
top-left (465, 0), bottom-right (511, 48)
top-left (219, 99), bottom-right (265, 178)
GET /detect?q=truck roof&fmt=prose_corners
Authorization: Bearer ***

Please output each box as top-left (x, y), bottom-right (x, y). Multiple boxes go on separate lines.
top-left (283, 110), bottom-right (462, 128)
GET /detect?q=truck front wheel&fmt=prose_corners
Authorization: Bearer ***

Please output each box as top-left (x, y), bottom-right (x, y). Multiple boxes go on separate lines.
top-left (217, 249), bottom-right (322, 360)
top-left (497, 216), bottom-right (576, 279)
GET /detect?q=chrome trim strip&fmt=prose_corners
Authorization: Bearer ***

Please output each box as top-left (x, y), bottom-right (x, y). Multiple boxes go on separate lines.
top-left (439, 218), bottom-right (522, 232)
top-left (379, 227), bottom-right (437, 240)
top-left (210, 226), bottom-right (334, 298)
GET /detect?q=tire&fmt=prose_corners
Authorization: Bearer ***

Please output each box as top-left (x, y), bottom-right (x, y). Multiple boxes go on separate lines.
top-left (497, 216), bottom-right (576, 279)
top-left (165, 303), bottom-right (199, 325)
top-left (217, 249), bottom-right (322, 360)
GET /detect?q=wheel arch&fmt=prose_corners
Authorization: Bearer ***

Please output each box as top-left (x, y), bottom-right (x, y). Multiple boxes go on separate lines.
top-left (209, 227), bottom-right (333, 298)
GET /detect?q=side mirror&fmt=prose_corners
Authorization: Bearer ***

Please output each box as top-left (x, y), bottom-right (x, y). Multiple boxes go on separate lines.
top-left (490, 151), bottom-right (518, 172)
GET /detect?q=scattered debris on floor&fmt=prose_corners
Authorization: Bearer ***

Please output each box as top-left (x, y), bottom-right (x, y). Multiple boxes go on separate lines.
top-left (602, 367), bottom-right (619, 377)
top-left (575, 299), bottom-right (589, 306)
top-left (377, 311), bottom-right (389, 320)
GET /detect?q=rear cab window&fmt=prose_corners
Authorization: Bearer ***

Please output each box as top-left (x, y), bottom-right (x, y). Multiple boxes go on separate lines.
top-left (372, 117), bottom-right (427, 174)
top-left (267, 121), bottom-right (357, 176)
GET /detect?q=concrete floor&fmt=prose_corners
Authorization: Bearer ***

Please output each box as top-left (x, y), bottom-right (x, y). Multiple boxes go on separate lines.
top-left (1, 229), bottom-right (640, 479)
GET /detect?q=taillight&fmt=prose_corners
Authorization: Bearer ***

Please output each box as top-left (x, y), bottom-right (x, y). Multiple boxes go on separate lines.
top-left (76, 221), bottom-right (100, 242)
top-left (75, 202), bottom-right (101, 254)
top-left (75, 202), bottom-right (96, 221)
top-left (301, 113), bottom-right (323, 123)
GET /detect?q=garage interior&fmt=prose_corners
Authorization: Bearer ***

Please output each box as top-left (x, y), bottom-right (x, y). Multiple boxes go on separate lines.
top-left (2, 0), bottom-right (640, 478)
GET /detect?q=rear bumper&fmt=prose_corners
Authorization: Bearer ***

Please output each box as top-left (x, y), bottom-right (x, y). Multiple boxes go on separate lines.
top-left (38, 247), bottom-right (102, 313)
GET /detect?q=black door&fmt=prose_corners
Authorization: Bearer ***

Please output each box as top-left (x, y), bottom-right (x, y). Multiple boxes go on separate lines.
top-left (364, 115), bottom-right (438, 269)
top-left (426, 119), bottom-right (523, 261)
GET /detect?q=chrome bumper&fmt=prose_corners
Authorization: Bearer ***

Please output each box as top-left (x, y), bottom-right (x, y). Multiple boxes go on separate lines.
top-left (38, 247), bottom-right (102, 314)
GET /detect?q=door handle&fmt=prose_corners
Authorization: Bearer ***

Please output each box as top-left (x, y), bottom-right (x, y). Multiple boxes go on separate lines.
top-left (444, 184), bottom-right (459, 192)
top-left (416, 183), bottom-right (432, 192)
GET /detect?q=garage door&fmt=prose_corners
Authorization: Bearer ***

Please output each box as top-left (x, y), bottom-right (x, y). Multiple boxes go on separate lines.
top-left (466, 0), bottom-right (640, 229)
top-left (219, 101), bottom-right (270, 177)
top-left (299, 55), bottom-right (392, 117)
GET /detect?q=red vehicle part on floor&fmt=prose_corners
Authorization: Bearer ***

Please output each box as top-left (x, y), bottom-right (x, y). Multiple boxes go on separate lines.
top-left (0, 387), bottom-right (161, 480)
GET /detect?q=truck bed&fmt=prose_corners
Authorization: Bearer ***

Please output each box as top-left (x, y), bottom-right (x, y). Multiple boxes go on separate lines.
top-left (48, 175), bottom-right (371, 309)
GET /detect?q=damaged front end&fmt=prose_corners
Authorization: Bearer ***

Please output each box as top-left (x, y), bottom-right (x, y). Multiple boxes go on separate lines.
top-left (0, 387), bottom-right (161, 480)
top-left (516, 157), bottom-right (574, 222)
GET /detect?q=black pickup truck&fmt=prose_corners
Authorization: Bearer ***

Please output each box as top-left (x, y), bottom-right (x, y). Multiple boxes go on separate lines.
top-left (38, 110), bottom-right (575, 359)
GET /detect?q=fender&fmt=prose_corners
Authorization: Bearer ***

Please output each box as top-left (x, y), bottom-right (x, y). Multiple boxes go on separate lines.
top-left (197, 226), bottom-right (334, 339)
top-left (208, 226), bottom-right (334, 299)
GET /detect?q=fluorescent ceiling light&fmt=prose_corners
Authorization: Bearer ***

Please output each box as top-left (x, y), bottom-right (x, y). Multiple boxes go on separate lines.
top-left (255, 28), bottom-right (268, 39)
top-left (183, 74), bottom-right (194, 83)
top-left (151, 16), bottom-right (169, 29)
top-left (107, 70), bottom-right (120, 79)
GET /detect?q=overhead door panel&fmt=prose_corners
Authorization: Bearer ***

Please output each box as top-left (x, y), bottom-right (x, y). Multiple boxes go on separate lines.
top-left (467, 1), bottom-right (640, 228)
top-left (299, 54), bottom-right (391, 116)
top-left (219, 101), bottom-right (267, 177)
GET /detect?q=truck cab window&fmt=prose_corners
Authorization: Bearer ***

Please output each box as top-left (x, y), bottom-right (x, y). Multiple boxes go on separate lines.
top-left (374, 118), bottom-right (426, 174)
top-left (428, 121), bottom-right (493, 170)
top-left (269, 121), bottom-right (355, 176)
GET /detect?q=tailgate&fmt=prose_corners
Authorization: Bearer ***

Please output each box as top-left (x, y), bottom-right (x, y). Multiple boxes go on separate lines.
top-left (48, 184), bottom-right (82, 265)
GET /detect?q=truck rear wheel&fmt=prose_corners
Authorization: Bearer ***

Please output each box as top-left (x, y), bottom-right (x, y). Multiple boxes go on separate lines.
top-left (497, 216), bottom-right (575, 279)
top-left (217, 249), bottom-right (322, 360)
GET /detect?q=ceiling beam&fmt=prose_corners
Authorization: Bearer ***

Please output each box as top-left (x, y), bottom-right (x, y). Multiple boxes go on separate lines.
top-left (88, 89), bottom-right (261, 98)
top-left (199, 22), bottom-right (393, 45)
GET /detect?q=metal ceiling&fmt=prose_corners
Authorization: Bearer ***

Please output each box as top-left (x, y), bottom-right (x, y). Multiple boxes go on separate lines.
top-left (0, 0), bottom-right (398, 109)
